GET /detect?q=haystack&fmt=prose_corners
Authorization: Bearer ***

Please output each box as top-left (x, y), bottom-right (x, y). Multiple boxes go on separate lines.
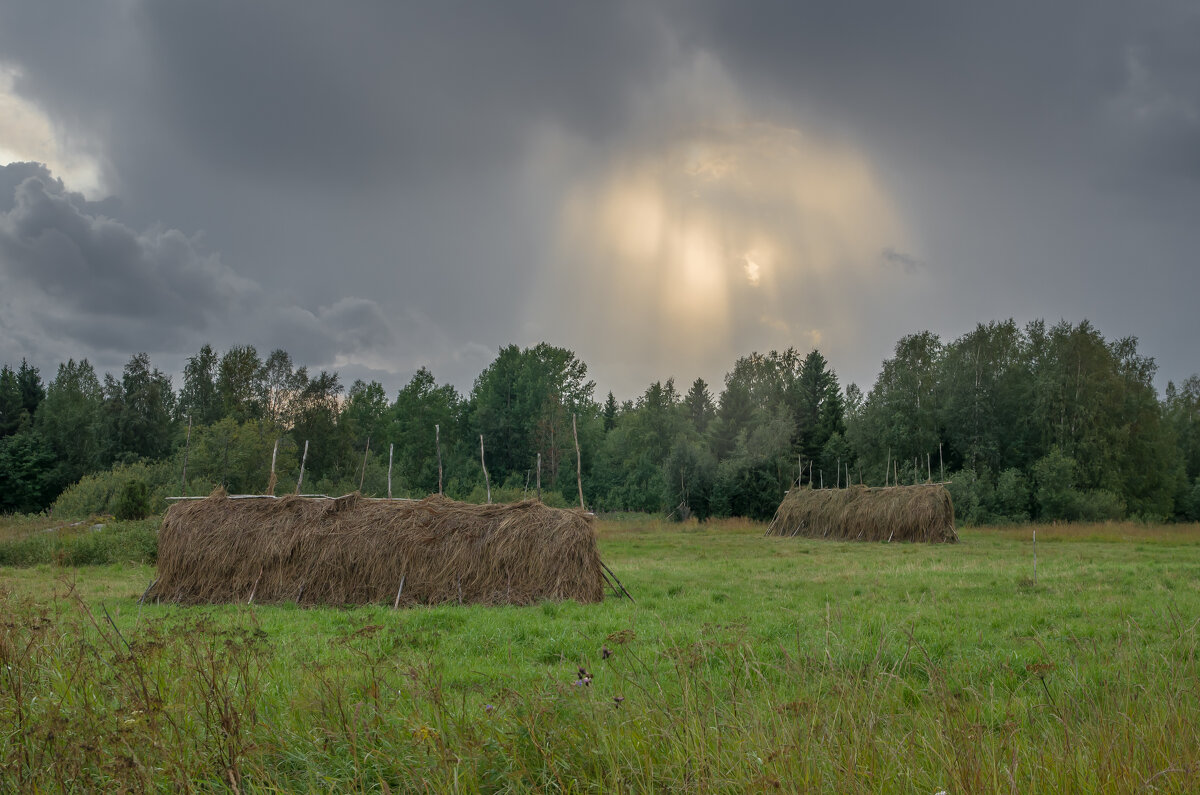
top-left (146, 490), bottom-right (605, 606)
top-left (766, 484), bottom-right (957, 543)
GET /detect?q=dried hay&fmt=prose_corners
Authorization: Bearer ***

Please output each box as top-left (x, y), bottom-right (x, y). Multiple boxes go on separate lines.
top-left (146, 490), bottom-right (605, 606)
top-left (766, 484), bottom-right (957, 543)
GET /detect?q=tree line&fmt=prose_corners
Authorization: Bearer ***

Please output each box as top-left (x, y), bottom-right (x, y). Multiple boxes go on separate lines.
top-left (2, 319), bottom-right (1199, 522)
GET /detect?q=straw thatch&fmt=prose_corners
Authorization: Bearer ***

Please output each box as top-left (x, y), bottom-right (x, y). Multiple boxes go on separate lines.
top-left (146, 490), bottom-right (605, 606)
top-left (766, 484), bottom-right (957, 543)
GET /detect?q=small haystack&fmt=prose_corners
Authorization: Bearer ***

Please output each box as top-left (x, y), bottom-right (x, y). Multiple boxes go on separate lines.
top-left (146, 491), bottom-right (605, 606)
top-left (766, 484), bottom-right (957, 543)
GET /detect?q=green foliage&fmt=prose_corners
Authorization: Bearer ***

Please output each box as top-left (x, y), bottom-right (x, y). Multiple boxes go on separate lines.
top-left (0, 363), bottom-right (27, 437)
top-left (0, 518), bottom-right (157, 566)
top-left (946, 468), bottom-right (993, 526)
top-left (469, 343), bottom-right (595, 489)
top-left (1033, 447), bottom-right (1080, 521)
top-left (1032, 447), bottom-right (1125, 522)
top-left (3, 320), bottom-right (1196, 524)
top-left (1181, 478), bottom-right (1200, 522)
top-left (52, 460), bottom-right (179, 519)
top-left (993, 467), bottom-right (1031, 523)
top-left (0, 428), bottom-right (59, 514)
top-left (113, 479), bottom-right (151, 521)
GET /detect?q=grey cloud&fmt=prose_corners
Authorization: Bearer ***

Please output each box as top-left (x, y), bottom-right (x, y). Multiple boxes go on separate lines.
top-left (0, 162), bottom-right (462, 389)
top-left (122, 2), bottom-right (671, 189)
top-left (0, 164), bottom-right (254, 328)
top-left (1, 2), bottom-right (1198, 398)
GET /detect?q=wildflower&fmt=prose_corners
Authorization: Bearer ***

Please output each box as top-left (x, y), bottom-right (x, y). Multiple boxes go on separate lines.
top-left (483, 703), bottom-right (495, 714)
top-left (601, 646), bottom-right (613, 659)
top-left (613, 695), bottom-right (624, 707)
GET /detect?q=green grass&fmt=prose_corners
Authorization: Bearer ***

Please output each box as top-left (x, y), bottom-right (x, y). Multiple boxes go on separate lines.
top-left (2, 517), bottom-right (1199, 792)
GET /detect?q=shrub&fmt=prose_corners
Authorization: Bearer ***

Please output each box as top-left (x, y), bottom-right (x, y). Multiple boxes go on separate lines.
top-left (1180, 478), bottom-right (1200, 522)
top-left (113, 479), bottom-right (151, 520)
top-left (992, 468), bottom-right (1030, 523)
top-left (1033, 448), bottom-right (1079, 521)
top-left (946, 468), bottom-right (992, 526)
top-left (52, 459), bottom-right (181, 519)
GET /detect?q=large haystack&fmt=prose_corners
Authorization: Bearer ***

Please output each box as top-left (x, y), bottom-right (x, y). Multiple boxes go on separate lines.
top-left (146, 491), bottom-right (605, 606)
top-left (766, 484), bottom-right (957, 543)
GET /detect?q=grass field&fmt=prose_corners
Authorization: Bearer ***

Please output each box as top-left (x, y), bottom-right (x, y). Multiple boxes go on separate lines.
top-left (2, 515), bottom-right (1199, 792)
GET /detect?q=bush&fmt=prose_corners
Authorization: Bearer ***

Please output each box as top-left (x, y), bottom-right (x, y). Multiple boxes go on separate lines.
top-left (945, 467), bottom-right (993, 526)
top-left (52, 460), bottom-right (181, 519)
top-left (113, 479), bottom-right (151, 520)
top-left (1072, 489), bottom-right (1126, 522)
top-left (992, 468), bottom-right (1030, 523)
top-left (1180, 479), bottom-right (1200, 522)
top-left (0, 519), bottom-right (158, 567)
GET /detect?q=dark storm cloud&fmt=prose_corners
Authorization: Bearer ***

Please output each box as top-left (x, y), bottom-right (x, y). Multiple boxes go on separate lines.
top-left (0, 1), bottom-right (1197, 396)
top-left (0, 163), bottom-right (252, 329)
top-left (0, 162), bottom-right (405, 375)
top-left (126, 2), bottom-right (671, 188)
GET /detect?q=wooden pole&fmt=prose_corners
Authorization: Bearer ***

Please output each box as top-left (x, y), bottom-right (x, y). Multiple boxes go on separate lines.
top-left (296, 440), bottom-right (309, 494)
top-left (358, 436), bottom-right (370, 493)
top-left (267, 438), bottom-right (279, 495)
top-left (436, 424), bottom-right (443, 495)
top-left (537, 452), bottom-right (542, 501)
top-left (846, 462), bottom-right (850, 489)
top-left (573, 413), bottom-right (584, 510)
top-left (836, 457), bottom-right (841, 488)
top-left (927, 453), bottom-right (931, 483)
top-left (1033, 529), bottom-right (1037, 586)
top-left (939, 443), bottom-right (944, 482)
top-left (885, 448), bottom-right (890, 487)
top-left (480, 434), bottom-right (491, 504)
top-left (387, 443), bottom-right (394, 499)
top-left (180, 414), bottom-right (192, 497)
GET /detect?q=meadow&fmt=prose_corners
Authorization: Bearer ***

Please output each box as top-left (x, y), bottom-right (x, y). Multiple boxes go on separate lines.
top-left (2, 515), bottom-right (1199, 793)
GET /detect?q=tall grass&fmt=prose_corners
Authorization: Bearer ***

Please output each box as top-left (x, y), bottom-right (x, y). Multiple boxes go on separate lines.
top-left (2, 519), bottom-right (1200, 791)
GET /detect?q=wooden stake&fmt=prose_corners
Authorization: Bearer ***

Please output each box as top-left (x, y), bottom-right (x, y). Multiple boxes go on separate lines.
top-left (180, 414), bottom-right (192, 497)
top-left (1033, 530), bottom-right (1037, 586)
top-left (358, 436), bottom-right (370, 492)
top-left (296, 440), bottom-right (309, 494)
top-left (537, 452), bottom-right (542, 501)
top-left (436, 424), bottom-right (443, 495)
top-left (836, 457), bottom-right (841, 488)
top-left (885, 448), bottom-right (890, 487)
top-left (394, 575), bottom-right (405, 609)
top-left (480, 434), bottom-right (491, 504)
top-left (248, 566), bottom-right (263, 604)
top-left (387, 443), bottom-right (394, 499)
top-left (939, 443), bottom-right (944, 482)
top-left (820, 470), bottom-right (824, 489)
top-left (267, 438), bottom-right (279, 496)
top-left (573, 413), bottom-right (584, 510)
top-left (927, 453), bottom-right (931, 483)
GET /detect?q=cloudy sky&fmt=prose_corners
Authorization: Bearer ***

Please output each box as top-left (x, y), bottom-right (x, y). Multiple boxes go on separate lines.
top-left (1, 2), bottom-right (1197, 400)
